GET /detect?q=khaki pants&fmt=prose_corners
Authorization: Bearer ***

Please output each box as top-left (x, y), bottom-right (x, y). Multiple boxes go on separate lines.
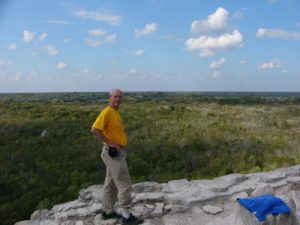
top-left (101, 145), bottom-right (132, 213)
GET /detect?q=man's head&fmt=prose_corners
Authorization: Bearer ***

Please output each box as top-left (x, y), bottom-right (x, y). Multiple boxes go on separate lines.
top-left (109, 89), bottom-right (123, 109)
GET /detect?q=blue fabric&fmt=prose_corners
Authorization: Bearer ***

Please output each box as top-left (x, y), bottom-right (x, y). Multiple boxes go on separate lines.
top-left (237, 194), bottom-right (291, 222)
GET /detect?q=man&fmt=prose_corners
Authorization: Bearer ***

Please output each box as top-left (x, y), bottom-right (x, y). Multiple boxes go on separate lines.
top-left (91, 89), bottom-right (143, 225)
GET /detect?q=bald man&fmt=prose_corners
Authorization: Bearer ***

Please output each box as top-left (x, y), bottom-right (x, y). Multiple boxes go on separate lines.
top-left (91, 89), bottom-right (143, 225)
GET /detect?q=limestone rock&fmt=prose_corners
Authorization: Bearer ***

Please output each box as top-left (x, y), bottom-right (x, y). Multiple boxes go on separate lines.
top-left (203, 204), bottom-right (223, 215)
top-left (15, 165), bottom-right (300, 225)
top-left (40, 130), bottom-right (49, 138)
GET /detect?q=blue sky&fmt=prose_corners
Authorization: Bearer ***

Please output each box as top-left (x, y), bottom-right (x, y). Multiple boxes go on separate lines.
top-left (0, 0), bottom-right (300, 93)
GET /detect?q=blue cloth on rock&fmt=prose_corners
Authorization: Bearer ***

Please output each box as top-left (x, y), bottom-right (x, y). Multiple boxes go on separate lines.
top-left (237, 194), bottom-right (291, 222)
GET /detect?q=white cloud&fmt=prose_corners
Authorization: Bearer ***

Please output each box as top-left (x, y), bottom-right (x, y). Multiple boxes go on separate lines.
top-left (74, 10), bottom-right (122, 25)
top-left (199, 49), bottom-right (215, 57)
top-left (240, 59), bottom-right (247, 64)
top-left (83, 69), bottom-right (90, 74)
top-left (134, 49), bottom-right (144, 56)
top-left (106, 34), bottom-right (117, 43)
top-left (0, 71), bottom-right (21, 83)
top-left (191, 7), bottom-right (229, 34)
top-left (38, 32), bottom-right (47, 41)
top-left (0, 60), bottom-right (13, 67)
top-left (209, 58), bottom-right (226, 78)
top-left (23, 30), bottom-right (35, 42)
top-left (85, 33), bottom-right (116, 47)
top-left (186, 7), bottom-right (244, 57)
top-left (212, 70), bottom-right (222, 78)
top-left (256, 28), bottom-right (300, 40)
top-left (129, 69), bottom-right (138, 74)
top-left (135, 23), bottom-right (159, 38)
top-left (56, 62), bottom-right (67, 70)
top-left (15, 72), bottom-right (22, 81)
top-left (64, 38), bottom-right (70, 43)
top-left (232, 10), bottom-right (244, 19)
top-left (88, 28), bottom-right (107, 36)
top-left (297, 22), bottom-right (300, 27)
top-left (26, 72), bottom-right (38, 82)
top-left (258, 59), bottom-right (286, 70)
top-left (45, 44), bottom-right (58, 56)
top-left (209, 58), bottom-right (226, 70)
top-left (86, 38), bottom-right (102, 48)
top-left (8, 43), bottom-right (17, 50)
top-left (185, 30), bottom-right (243, 56)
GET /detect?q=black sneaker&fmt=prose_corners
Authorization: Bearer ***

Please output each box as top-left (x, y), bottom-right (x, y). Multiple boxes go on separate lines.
top-left (122, 213), bottom-right (144, 225)
top-left (102, 211), bottom-right (122, 220)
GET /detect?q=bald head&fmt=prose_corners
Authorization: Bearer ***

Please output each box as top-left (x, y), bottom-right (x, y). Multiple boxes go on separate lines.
top-left (109, 88), bottom-right (123, 110)
top-left (110, 88), bottom-right (122, 97)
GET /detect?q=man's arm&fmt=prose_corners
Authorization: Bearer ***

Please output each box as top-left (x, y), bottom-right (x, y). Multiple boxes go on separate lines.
top-left (91, 127), bottom-right (120, 149)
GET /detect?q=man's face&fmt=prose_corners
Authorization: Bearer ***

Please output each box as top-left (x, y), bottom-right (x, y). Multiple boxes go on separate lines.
top-left (109, 90), bottom-right (122, 109)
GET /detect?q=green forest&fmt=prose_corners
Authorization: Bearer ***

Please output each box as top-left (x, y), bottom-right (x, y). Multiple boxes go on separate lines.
top-left (1, 92), bottom-right (300, 225)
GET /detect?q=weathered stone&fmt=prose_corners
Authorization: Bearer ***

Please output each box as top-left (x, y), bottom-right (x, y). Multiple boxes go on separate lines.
top-left (40, 130), bottom-right (49, 138)
top-left (164, 204), bottom-right (188, 214)
top-left (16, 165), bottom-right (300, 225)
top-left (202, 204), bottom-right (223, 215)
top-left (133, 182), bottom-right (162, 193)
top-left (251, 184), bottom-right (274, 196)
top-left (30, 209), bottom-right (49, 220)
top-left (150, 203), bottom-right (165, 217)
top-left (78, 185), bottom-right (103, 203)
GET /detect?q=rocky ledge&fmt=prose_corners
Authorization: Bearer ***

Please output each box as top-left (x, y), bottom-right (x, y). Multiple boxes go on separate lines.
top-left (16, 165), bottom-right (300, 225)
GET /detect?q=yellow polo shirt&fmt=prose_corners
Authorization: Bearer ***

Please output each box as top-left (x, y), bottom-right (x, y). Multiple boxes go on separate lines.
top-left (92, 106), bottom-right (127, 146)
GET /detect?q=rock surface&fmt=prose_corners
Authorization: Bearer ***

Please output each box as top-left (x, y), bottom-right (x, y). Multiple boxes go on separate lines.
top-left (15, 165), bottom-right (300, 225)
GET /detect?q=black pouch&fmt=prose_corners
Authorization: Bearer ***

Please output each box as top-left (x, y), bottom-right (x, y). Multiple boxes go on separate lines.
top-left (108, 147), bottom-right (119, 158)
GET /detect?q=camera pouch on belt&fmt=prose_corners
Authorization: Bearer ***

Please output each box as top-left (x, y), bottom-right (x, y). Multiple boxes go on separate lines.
top-left (108, 147), bottom-right (119, 158)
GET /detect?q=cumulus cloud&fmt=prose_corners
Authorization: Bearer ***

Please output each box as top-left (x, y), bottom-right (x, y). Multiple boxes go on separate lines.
top-left (23, 30), bottom-right (35, 42)
top-left (88, 28), bottom-right (107, 36)
top-left (83, 69), bottom-right (90, 74)
top-left (256, 28), bottom-right (300, 40)
top-left (209, 58), bottom-right (226, 77)
top-left (186, 7), bottom-right (243, 57)
top-left (212, 71), bottom-right (222, 78)
top-left (0, 60), bottom-right (13, 67)
top-left (209, 58), bottom-right (226, 70)
top-left (45, 44), bottom-right (58, 56)
top-left (106, 34), bottom-right (117, 43)
top-left (134, 49), bottom-right (144, 56)
top-left (38, 32), bottom-right (47, 41)
top-left (8, 43), bottom-right (17, 50)
top-left (258, 59), bottom-right (286, 70)
top-left (240, 59), bottom-right (247, 64)
top-left (86, 38), bottom-right (102, 48)
top-left (85, 34), bottom-right (116, 47)
top-left (74, 10), bottom-right (122, 25)
top-left (56, 62), bottom-right (67, 70)
top-left (129, 69), bottom-right (138, 74)
top-left (0, 72), bottom-right (21, 83)
top-left (199, 49), bottom-right (215, 57)
top-left (85, 28), bottom-right (116, 47)
top-left (191, 7), bottom-right (229, 34)
top-left (232, 10), bottom-right (244, 19)
top-left (185, 30), bottom-right (243, 56)
top-left (135, 23), bottom-right (159, 38)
